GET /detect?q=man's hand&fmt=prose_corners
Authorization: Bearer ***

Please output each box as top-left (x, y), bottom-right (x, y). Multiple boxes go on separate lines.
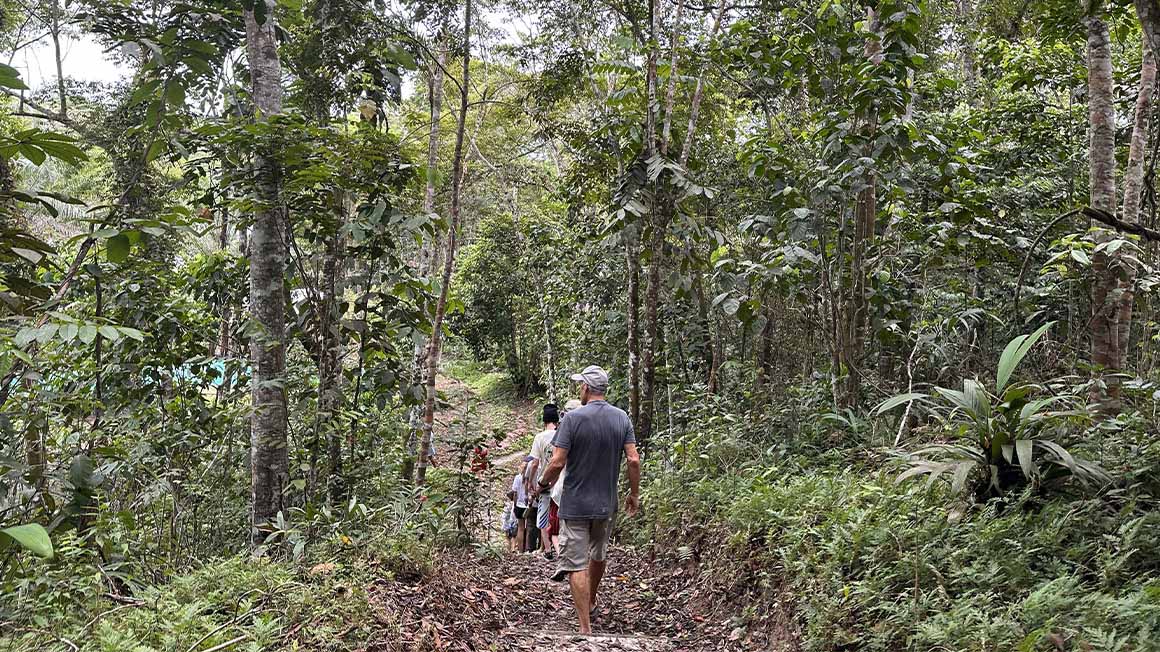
top-left (625, 493), bottom-right (640, 517)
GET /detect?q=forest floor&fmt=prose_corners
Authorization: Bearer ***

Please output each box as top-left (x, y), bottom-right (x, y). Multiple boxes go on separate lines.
top-left (365, 365), bottom-right (747, 651)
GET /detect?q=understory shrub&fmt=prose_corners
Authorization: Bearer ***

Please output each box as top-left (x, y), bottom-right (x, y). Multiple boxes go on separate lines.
top-left (631, 445), bottom-right (1160, 651)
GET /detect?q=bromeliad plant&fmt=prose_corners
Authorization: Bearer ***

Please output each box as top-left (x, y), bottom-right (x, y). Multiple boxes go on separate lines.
top-left (877, 323), bottom-right (1109, 498)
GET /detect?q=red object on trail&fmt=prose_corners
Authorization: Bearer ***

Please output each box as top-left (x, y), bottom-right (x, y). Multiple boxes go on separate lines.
top-left (548, 500), bottom-right (559, 536)
top-left (471, 445), bottom-right (489, 473)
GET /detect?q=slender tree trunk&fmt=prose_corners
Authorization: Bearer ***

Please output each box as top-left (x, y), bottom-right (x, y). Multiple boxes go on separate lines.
top-left (659, 0), bottom-right (685, 154)
top-left (244, 0), bottom-right (289, 544)
top-left (836, 7), bottom-right (884, 409)
top-left (755, 304), bottom-right (775, 395)
top-left (626, 233), bottom-right (641, 428)
top-left (956, 0), bottom-right (976, 88)
top-left (418, 0), bottom-right (471, 486)
top-left (50, 0), bottom-right (66, 118)
top-left (679, 0), bottom-right (728, 168)
top-left (638, 0), bottom-right (662, 451)
top-left (539, 290), bottom-right (557, 403)
top-left (404, 45), bottom-right (446, 482)
top-left (1116, 39), bottom-right (1156, 373)
top-left (643, 0), bottom-right (687, 452)
top-left (322, 229), bottom-right (347, 503)
top-left (1086, 3), bottom-right (1120, 412)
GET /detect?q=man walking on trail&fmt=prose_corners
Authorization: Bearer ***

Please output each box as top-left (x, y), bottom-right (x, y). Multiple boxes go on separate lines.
top-left (536, 365), bottom-right (640, 636)
top-left (525, 403), bottom-right (560, 559)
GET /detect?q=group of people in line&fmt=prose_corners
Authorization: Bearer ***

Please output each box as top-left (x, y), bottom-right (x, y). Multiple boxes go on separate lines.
top-left (503, 398), bottom-right (575, 557)
top-left (499, 365), bottom-right (641, 635)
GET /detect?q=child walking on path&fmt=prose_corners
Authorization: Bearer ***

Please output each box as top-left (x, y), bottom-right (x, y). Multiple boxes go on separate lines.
top-left (501, 497), bottom-right (518, 552)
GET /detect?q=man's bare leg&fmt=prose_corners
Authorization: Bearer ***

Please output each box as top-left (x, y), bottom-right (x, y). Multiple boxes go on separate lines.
top-left (540, 527), bottom-right (552, 553)
top-left (588, 559), bottom-right (607, 609)
top-left (569, 568), bottom-right (592, 634)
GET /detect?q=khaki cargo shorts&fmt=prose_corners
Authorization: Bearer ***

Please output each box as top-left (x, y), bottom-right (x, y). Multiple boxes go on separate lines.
top-left (558, 517), bottom-right (614, 572)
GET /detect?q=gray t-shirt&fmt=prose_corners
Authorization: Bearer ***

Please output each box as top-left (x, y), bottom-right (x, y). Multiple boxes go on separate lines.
top-left (552, 400), bottom-right (635, 520)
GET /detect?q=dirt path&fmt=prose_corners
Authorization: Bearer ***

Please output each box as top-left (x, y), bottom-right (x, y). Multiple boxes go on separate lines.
top-left (369, 369), bottom-right (729, 651)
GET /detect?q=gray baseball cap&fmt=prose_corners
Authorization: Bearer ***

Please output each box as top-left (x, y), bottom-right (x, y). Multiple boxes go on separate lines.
top-left (570, 365), bottom-right (609, 392)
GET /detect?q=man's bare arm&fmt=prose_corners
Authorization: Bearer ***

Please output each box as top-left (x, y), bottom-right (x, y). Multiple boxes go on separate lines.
top-left (624, 443), bottom-right (641, 516)
top-left (539, 446), bottom-right (568, 489)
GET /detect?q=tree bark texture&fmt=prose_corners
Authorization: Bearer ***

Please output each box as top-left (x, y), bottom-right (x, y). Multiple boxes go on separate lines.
top-left (1114, 37), bottom-right (1156, 389)
top-left (245, 0), bottom-right (289, 544)
top-left (418, 0), bottom-right (471, 486)
top-left (1085, 6), bottom-right (1121, 412)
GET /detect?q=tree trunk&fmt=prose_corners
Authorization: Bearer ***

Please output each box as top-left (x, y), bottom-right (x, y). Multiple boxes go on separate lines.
top-left (417, 0), bottom-right (471, 486)
top-left (659, 0), bottom-right (685, 154)
top-left (1116, 38), bottom-right (1156, 373)
top-left (638, 0), bottom-right (662, 451)
top-left (404, 45), bottom-right (447, 483)
top-left (755, 303), bottom-right (775, 395)
top-left (626, 234), bottom-right (641, 428)
top-left (838, 7), bottom-right (882, 408)
top-left (1086, 4), bottom-right (1120, 412)
top-left (322, 230), bottom-right (347, 504)
top-left (539, 289), bottom-right (557, 403)
top-left (678, 0), bottom-right (728, 168)
top-left (244, 0), bottom-right (289, 545)
top-left (50, 0), bottom-right (67, 118)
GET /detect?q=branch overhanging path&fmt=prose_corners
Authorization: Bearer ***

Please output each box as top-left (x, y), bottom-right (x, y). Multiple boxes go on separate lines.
top-left (366, 370), bottom-right (745, 651)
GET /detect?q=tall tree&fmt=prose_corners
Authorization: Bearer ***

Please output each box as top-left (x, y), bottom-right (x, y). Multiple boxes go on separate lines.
top-left (404, 44), bottom-right (446, 483)
top-left (244, 0), bottom-right (290, 543)
top-left (637, 0), bottom-right (663, 451)
top-left (417, 0), bottom-right (471, 486)
top-left (1085, 0), bottom-right (1119, 413)
top-left (834, 5), bottom-right (883, 408)
top-left (1118, 13), bottom-right (1158, 377)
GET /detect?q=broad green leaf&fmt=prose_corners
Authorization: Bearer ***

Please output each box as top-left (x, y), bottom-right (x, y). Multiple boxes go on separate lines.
top-left (0, 523), bottom-right (53, 558)
top-left (146, 139), bottom-right (167, 163)
top-left (34, 324), bottom-right (58, 344)
top-left (14, 327), bottom-right (37, 347)
top-left (996, 322), bottom-right (1054, 393)
top-left (165, 81), bottom-right (186, 108)
top-left (873, 392), bottom-right (927, 416)
top-left (896, 464), bottom-right (935, 484)
top-left (107, 234), bottom-right (131, 263)
top-left (1015, 440), bottom-right (1035, 480)
top-left (119, 327), bottom-right (145, 342)
top-left (1035, 439), bottom-right (1078, 476)
top-left (11, 247), bottom-right (43, 264)
top-left (19, 144), bottom-right (46, 166)
top-left (963, 379), bottom-right (991, 418)
top-left (60, 323), bottom-right (79, 342)
top-left (0, 63), bottom-right (29, 90)
top-left (78, 324), bottom-right (98, 345)
top-left (98, 326), bottom-right (121, 342)
top-left (1019, 396), bottom-right (1065, 422)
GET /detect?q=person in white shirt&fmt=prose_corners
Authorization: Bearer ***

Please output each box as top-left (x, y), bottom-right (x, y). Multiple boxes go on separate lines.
top-left (510, 461), bottom-right (529, 552)
top-left (525, 403), bottom-right (559, 558)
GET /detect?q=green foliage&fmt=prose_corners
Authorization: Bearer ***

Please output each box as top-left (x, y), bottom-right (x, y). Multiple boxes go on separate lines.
top-left (0, 523), bottom-right (52, 558)
top-left (884, 324), bottom-right (1109, 497)
top-left (634, 448), bottom-right (1160, 651)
